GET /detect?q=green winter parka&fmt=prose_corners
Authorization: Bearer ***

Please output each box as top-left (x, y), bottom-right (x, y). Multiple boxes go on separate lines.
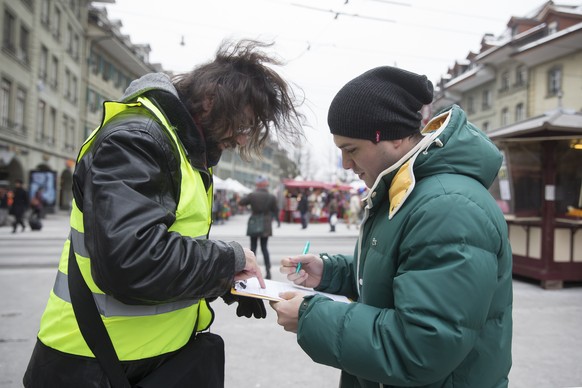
top-left (297, 105), bottom-right (513, 388)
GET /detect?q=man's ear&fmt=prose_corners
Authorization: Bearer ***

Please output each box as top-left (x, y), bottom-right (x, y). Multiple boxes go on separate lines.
top-left (390, 138), bottom-right (405, 149)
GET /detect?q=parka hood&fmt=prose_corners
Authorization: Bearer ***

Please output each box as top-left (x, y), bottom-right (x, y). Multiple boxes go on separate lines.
top-left (120, 73), bottom-right (208, 170)
top-left (414, 105), bottom-right (502, 190)
top-left (121, 72), bottom-right (177, 102)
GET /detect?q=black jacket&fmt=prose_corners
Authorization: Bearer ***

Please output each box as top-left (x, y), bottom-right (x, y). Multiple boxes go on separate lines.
top-left (73, 73), bottom-right (245, 306)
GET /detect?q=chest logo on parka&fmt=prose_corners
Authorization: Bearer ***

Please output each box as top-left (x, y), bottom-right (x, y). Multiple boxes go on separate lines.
top-left (372, 237), bottom-right (378, 246)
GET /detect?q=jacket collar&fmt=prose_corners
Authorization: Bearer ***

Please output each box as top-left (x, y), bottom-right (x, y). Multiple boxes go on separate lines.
top-left (365, 109), bottom-right (451, 219)
top-left (121, 73), bottom-right (208, 171)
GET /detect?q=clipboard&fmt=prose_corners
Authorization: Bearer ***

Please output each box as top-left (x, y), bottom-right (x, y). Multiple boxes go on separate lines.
top-left (231, 277), bottom-right (351, 303)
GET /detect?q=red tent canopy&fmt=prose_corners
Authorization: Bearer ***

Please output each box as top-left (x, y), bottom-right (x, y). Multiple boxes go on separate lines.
top-left (282, 179), bottom-right (351, 192)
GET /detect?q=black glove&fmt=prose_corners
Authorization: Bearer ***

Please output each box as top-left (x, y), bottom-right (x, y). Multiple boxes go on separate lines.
top-left (235, 296), bottom-right (267, 319)
top-left (221, 293), bottom-right (267, 319)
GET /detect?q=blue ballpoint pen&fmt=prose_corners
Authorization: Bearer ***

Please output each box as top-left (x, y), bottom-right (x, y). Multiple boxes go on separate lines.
top-left (296, 241), bottom-right (310, 274)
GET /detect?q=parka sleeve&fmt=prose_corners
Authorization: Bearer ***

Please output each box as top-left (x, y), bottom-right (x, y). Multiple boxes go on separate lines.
top-left (297, 193), bottom-right (503, 386)
top-left (78, 122), bottom-right (241, 305)
top-left (315, 253), bottom-right (359, 300)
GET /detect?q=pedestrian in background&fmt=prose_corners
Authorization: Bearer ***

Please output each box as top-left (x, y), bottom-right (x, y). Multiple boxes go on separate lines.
top-left (24, 39), bottom-right (304, 388)
top-left (297, 190), bottom-right (309, 229)
top-left (327, 193), bottom-right (338, 232)
top-left (271, 66), bottom-right (512, 387)
top-left (347, 189), bottom-right (362, 229)
top-left (10, 179), bottom-right (29, 234)
top-left (0, 185), bottom-right (9, 226)
top-left (239, 176), bottom-right (280, 279)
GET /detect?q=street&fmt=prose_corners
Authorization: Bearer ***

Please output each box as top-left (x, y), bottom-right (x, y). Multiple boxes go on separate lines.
top-left (1, 212), bottom-right (581, 387)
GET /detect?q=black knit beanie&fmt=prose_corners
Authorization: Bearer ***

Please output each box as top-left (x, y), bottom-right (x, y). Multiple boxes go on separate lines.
top-left (328, 66), bottom-right (434, 142)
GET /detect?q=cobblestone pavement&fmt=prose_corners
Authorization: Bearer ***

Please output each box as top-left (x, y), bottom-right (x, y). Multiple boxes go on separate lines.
top-left (1, 212), bottom-right (581, 387)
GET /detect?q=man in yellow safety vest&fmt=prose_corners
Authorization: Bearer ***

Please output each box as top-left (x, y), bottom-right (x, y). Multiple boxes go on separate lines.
top-left (24, 39), bottom-right (304, 387)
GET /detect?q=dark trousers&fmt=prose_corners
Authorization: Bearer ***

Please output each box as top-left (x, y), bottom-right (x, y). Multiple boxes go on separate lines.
top-left (12, 210), bottom-right (26, 232)
top-left (300, 212), bottom-right (309, 229)
top-left (250, 236), bottom-right (271, 278)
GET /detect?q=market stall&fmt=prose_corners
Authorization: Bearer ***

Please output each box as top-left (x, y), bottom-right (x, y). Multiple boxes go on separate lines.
top-left (488, 109), bottom-right (582, 289)
top-left (280, 179), bottom-right (352, 223)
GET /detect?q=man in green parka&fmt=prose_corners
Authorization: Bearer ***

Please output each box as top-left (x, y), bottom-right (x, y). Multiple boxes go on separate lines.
top-left (271, 66), bottom-right (513, 387)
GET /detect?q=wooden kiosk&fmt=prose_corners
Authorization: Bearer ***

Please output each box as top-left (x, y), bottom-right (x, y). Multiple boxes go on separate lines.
top-left (488, 109), bottom-right (582, 289)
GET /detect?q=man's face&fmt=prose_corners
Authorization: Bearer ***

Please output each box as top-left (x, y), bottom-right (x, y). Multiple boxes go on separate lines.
top-left (205, 132), bottom-right (248, 167)
top-left (203, 106), bottom-right (253, 167)
top-left (333, 134), bottom-right (408, 188)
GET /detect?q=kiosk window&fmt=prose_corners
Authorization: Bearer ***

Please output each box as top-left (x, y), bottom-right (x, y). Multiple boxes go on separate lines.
top-left (556, 140), bottom-right (582, 216)
top-left (507, 142), bottom-right (542, 216)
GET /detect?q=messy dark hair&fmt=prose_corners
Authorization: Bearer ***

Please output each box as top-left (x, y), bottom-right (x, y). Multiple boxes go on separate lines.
top-left (173, 39), bottom-right (305, 161)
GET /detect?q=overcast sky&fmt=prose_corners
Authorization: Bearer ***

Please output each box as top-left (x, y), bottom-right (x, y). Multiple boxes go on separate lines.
top-left (103, 0), bottom-right (580, 181)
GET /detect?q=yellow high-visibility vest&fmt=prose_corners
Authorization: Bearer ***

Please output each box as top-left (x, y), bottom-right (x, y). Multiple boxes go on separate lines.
top-left (37, 97), bottom-right (214, 360)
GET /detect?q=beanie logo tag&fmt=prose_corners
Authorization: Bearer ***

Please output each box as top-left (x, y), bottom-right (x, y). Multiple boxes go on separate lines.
top-left (375, 131), bottom-right (380, 143)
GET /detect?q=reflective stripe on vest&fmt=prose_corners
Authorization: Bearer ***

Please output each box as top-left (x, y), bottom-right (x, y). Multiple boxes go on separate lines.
top-left (51, 229), bottom-right (201, 317)
top-left (37, 96), bottom-right (214, 360)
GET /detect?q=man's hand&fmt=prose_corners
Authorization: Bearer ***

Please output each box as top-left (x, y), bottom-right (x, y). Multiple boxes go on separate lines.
top-left (221, 293), bottom-right (267, 319)
top-left (269, 291), bottom-right (304, 333)
top-left (280, 253), bottom-right (323, 289)
top-left (234, 248), bottom-right (266, 288)
top-left (235, 296), bottom-right (267, 318)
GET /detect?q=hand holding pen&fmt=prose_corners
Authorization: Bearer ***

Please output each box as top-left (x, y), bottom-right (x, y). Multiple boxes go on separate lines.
top-left (281, 240), bottom-right (323, 289)
top-left (295, 241), bottom-right (310, 274)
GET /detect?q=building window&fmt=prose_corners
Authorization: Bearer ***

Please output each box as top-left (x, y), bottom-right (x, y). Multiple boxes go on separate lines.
top-left (467, 95), bottom-right (475, 114)
top-left (103, 61), bottom-right (111, 81)
top-left (66, 24), bottom-right (73, 55)
top-left (39, 46), bottom-right (48, 80)
top-left (18, 25), bottom-right (30, 64)
top-left (66, 116), bottom-right (76, 151)
top-left (515, 103), bottom-right (525, 122)
top-left (46, 106), bottom-right (56, 146)
top-left (2, 9), bottom-right (16, 54)
top-left (64, 68), bottom-right (70, 99)
top-left (87, 89), bottom-right (95, 113)
top-left (515, 65), bottom-right (527, 87)
top-left (15, 88), bottom-right (26, 133)
top-left (62, 114), bottom-right (69, 150)
top-left (37, 100), bottom-right (46, 142)
top-left (40, 0), bottom-right (50, 27)
top-left (50, 56), bottom-right (59, 90)
top-left (500, 71), bottom-right (509, 92)
top-left (548, 66), bottom-right (562, 96)
top-left (1, 79), bottom-right (11, 129)
top-left (71, 75), bottom-right (78, 104)
top-left (52, 7), bottom-right (61, 41)
top-left (72, 33), bottom-right (80, 60)
top-left (482, 89), bottom-right (492, 110)
top-left (501, 107), bottom-right (509, 126)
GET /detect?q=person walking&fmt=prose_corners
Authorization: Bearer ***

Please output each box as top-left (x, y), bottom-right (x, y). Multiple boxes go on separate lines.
top-left (347, 189), bottom-right (362, 229)
top-left (10, 179), bottom-right (29, 233)
top-left (297, 190), bottom-right (309, 229)
top-left (271, 66), bottom-right (513, 387)
top-left (24, 39), bottom-right (304, 387)
top-left (327, 193), bottom-right (338, 232)
top-left (239, 176), bottom-right (280, 279)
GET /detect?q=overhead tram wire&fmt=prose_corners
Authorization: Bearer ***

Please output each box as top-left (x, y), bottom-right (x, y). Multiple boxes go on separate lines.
top-left (290, 2), bottom-right (497, 37)
top-left (290, 3), bottom-right (397, 23)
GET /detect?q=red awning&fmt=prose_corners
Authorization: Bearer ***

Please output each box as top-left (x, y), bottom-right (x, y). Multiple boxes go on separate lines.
top-left (283, 179), bottom-right (352, 192)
